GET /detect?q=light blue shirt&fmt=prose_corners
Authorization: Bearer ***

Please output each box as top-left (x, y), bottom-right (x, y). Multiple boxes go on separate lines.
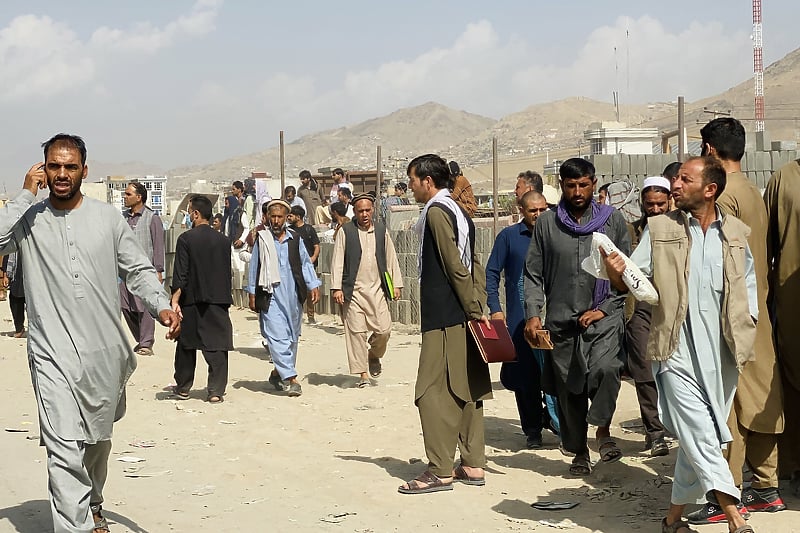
top-left (631, 210), bottom-right (757, 442)
top-left (247, 228), bottom-right (321, 342)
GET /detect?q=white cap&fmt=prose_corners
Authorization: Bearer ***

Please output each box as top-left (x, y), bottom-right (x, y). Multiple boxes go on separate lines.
top-left (642, 176), bottom-right (671, 192)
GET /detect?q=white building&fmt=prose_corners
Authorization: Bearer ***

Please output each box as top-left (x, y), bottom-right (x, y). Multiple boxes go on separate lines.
top-left (584, 122), bottom-right (658, 155)
top-left (106, 175), bottom-right (168, 215)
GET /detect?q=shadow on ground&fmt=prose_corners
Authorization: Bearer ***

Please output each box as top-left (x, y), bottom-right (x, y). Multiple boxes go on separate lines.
top-left (234, 345), bottom-right (271, 362)
top-left (306, 372), bottom-right (361, 389)
top-left (232, 379), bottom-right (288, 396)
top-left (0, 500), bottom-right (150, 533)
top-left (335, 455), bottom-right (421, 483)
top-left (483, 414), bottom-right (681, 532)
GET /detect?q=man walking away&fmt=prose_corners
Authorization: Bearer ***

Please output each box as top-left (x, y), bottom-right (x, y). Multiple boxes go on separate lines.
top-left (170, 195), bottom-right (233, 404)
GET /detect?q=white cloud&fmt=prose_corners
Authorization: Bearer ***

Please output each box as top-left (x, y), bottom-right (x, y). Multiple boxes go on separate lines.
top-left (0, 15), bottom-right (95, 101)
top-left (228, 15), bottom-right (752, 132)
top-left (0, 0), bottom-right (223, 102)
top-left (90, 0), bottom-right (223, 53)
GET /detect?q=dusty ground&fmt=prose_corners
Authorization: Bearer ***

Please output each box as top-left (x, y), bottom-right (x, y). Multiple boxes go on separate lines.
top-left (0, 305), bottom-right (798, 533)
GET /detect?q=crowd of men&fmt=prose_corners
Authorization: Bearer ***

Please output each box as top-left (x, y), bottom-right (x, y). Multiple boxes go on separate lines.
top-left (2, 124), bottom-right (799, 532)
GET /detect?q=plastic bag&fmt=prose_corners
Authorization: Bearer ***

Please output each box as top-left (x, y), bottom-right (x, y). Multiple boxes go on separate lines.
top-left (580, 232), bottom-right (659, 304)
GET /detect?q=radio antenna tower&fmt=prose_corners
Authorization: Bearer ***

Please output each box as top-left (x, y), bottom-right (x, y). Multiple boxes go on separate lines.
top-left (752, 0), bottom-right (765, 132)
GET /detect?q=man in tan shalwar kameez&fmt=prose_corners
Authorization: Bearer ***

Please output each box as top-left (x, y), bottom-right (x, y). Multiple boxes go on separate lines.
top-left (331, 193), bottom-right (403, 387)
top-left (693, 119), bottom-right (786, 520)
top-left (764, 157), bottom-right (800, 494)
top-left (398, 154), bottom-right (492, 495)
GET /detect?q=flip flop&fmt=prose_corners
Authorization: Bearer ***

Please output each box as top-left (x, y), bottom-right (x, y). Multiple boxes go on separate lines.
top-left (208, 395), bottom-right (224, 404)
top-left (598, 436), bottom-right (623, 463)
top-left (356, 378), bottom-right (370, 388)
top-left (453, 464), bottom-right (485, 486)
top-left (398, 471), bottom-right (453, 494)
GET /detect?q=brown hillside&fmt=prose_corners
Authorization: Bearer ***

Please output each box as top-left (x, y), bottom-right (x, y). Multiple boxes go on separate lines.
top-left (168, 102), bottom-right (496, 185)
top-left (162, 47), bottom-right (800, 188)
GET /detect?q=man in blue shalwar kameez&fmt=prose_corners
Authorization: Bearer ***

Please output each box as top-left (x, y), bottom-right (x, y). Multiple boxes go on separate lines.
top-left (247, 200), bottom-right (320, 397)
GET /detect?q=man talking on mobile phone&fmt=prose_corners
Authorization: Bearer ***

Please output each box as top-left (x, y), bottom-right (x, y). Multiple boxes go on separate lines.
top-left (0, 133), bottom-right (180, 533)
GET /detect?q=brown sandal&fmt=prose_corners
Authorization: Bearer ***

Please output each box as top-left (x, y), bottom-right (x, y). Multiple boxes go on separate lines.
top-left (397, 471), bottom-right (453, 494)
top-left (453, 464), bottom-right (485, 486)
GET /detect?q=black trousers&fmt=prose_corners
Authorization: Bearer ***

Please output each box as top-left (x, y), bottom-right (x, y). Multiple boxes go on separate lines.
top-left (9, 295), bottom-right (25, 333)
top-left (553, 367), bottom-right (622, 455)
top-left (625, 301), bottom-right (666, 443)
top-left (173, 341), bottom-right (228, 398)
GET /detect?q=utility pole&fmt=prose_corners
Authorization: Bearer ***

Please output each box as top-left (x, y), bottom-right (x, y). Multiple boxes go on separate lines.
top-left (279, 130), bottom-right (285, 194)
top-left (678, 96), bottom-right (686, 162)
top-left (492, 137), bottom-right (499, 236)
top-left (376, 145), bottom-right (382, 198)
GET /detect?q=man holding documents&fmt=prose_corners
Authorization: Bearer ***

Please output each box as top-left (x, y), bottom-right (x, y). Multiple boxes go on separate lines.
top-left (399, 154), bottom-right (491, 494)
top-left (486, 190), bottom-right (555, 449)
top-left (603, 156), bottom-right (758, 533)
top-left (331, 192), bottom-right (403, 387)
top-left (523, 158), bottom-right (631, 476)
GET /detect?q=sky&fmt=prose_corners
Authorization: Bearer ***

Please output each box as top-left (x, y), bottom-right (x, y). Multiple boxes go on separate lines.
top-left (1, 0), bottom-right (797, 188)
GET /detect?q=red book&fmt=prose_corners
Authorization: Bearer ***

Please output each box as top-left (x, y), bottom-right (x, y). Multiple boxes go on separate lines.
top-left (467, 319), bottom-right (517, 364)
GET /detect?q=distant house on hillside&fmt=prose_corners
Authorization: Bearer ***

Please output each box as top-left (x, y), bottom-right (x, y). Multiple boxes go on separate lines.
top-left (584, 121), bottom-right (659, 155)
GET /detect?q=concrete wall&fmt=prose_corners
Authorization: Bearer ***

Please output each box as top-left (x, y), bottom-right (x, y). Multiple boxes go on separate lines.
top-left (590, 149), bottom-right (798, 189)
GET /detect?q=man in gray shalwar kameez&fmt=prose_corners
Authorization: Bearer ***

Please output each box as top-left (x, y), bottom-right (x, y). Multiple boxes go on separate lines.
top-left (0, 134), bottom-right (180, 533)
top-left (523, 158), bottom-right (630, 476)
top-left (604, 156), bottom-right (758, 533)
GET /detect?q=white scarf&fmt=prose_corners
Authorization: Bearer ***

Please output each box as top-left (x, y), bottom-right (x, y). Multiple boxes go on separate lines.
top-left (257, 228), bottom-right (282, 293)
top-left (414, 188), bottom-right (471, 280)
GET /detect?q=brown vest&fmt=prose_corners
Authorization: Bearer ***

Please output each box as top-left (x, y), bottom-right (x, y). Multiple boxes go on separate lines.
top-left (646, 209), bottom-right (755, 368)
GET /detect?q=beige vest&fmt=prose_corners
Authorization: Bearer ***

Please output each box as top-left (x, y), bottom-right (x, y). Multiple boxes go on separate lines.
top-left (646, 209), bottom-right (755, 368)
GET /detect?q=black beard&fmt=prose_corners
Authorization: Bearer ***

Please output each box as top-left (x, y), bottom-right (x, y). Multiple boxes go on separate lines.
top-left (50, 187), bottom-right (79, 202)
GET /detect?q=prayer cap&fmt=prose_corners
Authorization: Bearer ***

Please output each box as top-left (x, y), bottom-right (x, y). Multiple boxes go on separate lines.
top-left (266, 199), bottom-right (291, 211)
top-left (642, 176), bottom-right (671, 192)
top-left (351, 192), bottom-right (376, 205)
